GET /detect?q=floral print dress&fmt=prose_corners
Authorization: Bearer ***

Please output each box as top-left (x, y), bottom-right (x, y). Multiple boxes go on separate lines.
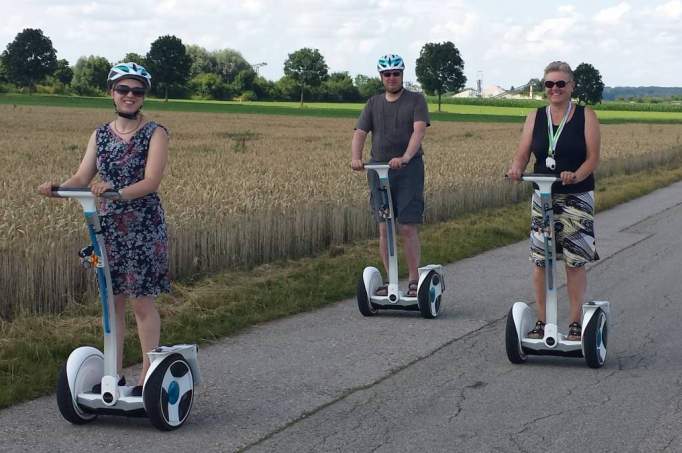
top-left (96, 121), bottom-right (170, 297)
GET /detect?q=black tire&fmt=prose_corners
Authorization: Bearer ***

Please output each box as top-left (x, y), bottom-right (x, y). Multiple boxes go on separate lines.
top-left (356, 276), bottom-right (377, 317)
top-left (583, 308), bottom-right (608, 368)
top-left (56, 362), bottom-right (97, 425)
top-left (143, 354), bottom-right (194, 431)
top-left (505, 307), bottom-right (527, 364)
top-left (418, 271), bottom-right (441, 319)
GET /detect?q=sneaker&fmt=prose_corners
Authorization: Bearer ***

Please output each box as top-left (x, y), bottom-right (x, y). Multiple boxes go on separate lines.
top-left (526, 320), bottom-right (545, 339)
top-left (567, 322), bottom-right (582, 341)
top-left (92, 375), bottom-right (126, 394)
top-left (131, 385), bottom-right (143, 397)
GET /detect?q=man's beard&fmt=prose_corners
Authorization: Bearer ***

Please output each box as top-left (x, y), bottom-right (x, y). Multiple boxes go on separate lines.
top-left (387, 84), bottom-right (403, 94)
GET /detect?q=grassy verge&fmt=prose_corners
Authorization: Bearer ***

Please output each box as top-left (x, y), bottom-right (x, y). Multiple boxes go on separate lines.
top-left (2, 165), bottom-right (682, 408)
top-left (2, 93), bottom-right (682, 124)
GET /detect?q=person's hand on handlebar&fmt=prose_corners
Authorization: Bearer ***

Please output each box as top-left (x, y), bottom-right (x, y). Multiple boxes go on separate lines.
top-left (560, 171), bottom-right (579, 185)
top-left (388, 156), bottom-right (408, 170)
top-left (351, 159), bottom-right (364, 171)
top-left (506, 164), bottom-right (524, 181)
top-left (37, 181), bottom-right (57, 197)
top-left (90, 181), bottom-right (114, 197)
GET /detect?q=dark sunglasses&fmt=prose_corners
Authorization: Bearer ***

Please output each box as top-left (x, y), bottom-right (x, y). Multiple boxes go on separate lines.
top-left (113, 85), bottom-right (146, 97)
top-left (381, 71), bottom-right (403, 78)
top-left (544, 80), bottom-right (568, 89)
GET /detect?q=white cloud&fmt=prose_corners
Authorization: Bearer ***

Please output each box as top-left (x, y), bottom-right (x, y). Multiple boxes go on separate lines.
top-left (525, 16), bottom-right (577, 42)
top-left (1, 0), bottom-right (681, 86)
top-left (593, 2), bottom-right (632, 25)
top-left (654, 0), bottom-right (682, 18)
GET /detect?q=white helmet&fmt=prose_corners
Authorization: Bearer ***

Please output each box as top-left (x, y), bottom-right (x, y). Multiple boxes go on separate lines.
top-left (377, 54), bottom-right (405, 72)
top-left (107, 62), bottom-right (152, 90)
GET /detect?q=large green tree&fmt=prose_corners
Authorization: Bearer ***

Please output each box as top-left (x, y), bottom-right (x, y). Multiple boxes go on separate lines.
top-left (186, 45), bottom-right (213, 78)
top-left (1, 28), bottom-right (57, 93)
top-left (251, 75), bottom-right (276, 100)
top-left (415, 41), bottom-right (466, 112)
top-left (53, 59), bottom-right (73, 85)
top-left (322, 72), bottom-right (360, 101)
top-left (71, 55), bottom-right (110, 95)
top-left (186, 46), bottom-right (252, 84)
top-left (212, 48), bottom-right (252, 84)
top-left (231, 68), bottom-right (257, 94)
top-left (283, 48), bottom-right (328, 106)
top-left (0, 58), bottom-right (8, 84)
top-left (122, 53), bottom-right (146, 66)
top-left (146, 35), bottom-right (192, 101)
top-left (189, 72), bottom-right (233, 100)
top-left (573, 63), bottom-right (604, 105)
top-left (354, 74), bottom-right (383, 99)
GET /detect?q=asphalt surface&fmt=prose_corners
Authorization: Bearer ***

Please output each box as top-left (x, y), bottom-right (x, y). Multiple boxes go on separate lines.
top-left (2, 182), bottom-right (682, 452)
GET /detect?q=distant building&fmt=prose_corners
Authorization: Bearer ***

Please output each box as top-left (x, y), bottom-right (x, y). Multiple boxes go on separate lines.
top-left (452, 88), bottom-right (479, 98)
top-left (453, 83), bottom-right (542, 99)
top-left (481, 85), bottom-right (507, 97)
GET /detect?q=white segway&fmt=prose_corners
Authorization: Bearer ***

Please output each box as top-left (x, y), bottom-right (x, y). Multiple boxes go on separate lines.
top-left (52, 187), bottom-right (200, 430)
top-left (356, 163), bottom-right (445, 319)
top-left (505, 174), bottom-right (609, 368)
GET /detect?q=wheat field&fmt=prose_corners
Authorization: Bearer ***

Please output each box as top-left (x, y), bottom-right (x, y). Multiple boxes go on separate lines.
top-left (1, 104), bottom-right (681, 317)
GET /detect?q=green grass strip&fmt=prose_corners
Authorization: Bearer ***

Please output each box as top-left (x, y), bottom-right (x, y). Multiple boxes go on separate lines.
top-left (2, 165), bottom-right (682, 408)
top-left (2, 93), bottom-right (682, 124)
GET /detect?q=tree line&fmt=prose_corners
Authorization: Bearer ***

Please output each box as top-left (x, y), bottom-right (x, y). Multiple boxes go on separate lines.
top-left (0, 28), bottom-right (605, 106)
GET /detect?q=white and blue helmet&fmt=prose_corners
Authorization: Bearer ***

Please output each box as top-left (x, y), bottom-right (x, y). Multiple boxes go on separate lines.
top-left (377, 54), bottom-right (405, 72)
top-left (107, 62), bottom-right (152, 90)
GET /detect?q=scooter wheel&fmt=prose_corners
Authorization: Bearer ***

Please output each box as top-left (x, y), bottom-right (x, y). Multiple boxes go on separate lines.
top-left (143, 353), bottom-right (194, 431)
top-left (56, 362), bottom-right (97, 424)
top-left (418, 270), bottom-right (442, 319)
top-left (356, 276), bottom-right (377, 317)
top-left (583, 308), bottom-right (608, 368)
top-left (505, 307), bottom-right (527, 364)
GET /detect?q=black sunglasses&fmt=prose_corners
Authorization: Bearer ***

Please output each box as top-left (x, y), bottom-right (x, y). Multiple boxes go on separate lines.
top-left (381, 71), bottom-right (403, 78)
top-left (544, 80), bottom-right (568, 89)
top-left (113, 85), bottom-right (146, 97)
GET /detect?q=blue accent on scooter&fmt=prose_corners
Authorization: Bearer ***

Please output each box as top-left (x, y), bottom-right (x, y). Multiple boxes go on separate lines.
top-left (85, 212), bottom-right (111, 335)
top-left (168, 381), bottom-right (180, 405)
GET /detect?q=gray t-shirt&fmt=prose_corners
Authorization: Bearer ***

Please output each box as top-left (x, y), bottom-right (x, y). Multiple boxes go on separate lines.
top-left (355, 90), bottom-right (430, 162)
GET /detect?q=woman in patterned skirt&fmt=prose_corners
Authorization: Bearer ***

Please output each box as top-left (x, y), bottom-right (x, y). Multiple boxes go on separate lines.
top-left (507, 61), bottom-right (601, 342)
top-left (39, 62), bottom-right (169, 396)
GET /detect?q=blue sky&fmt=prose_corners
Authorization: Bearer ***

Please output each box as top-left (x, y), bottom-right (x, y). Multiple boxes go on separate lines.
top-left (1, 0), bottom-right (681, 88)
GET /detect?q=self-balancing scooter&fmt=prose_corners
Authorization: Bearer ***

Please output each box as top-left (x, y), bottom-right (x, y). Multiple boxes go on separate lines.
top-left (52, 187), bottom-right (200, 430)
top-left (356, 163), bottom-right (445, 319)
top-left (505, 174), bottom-right (609, 368)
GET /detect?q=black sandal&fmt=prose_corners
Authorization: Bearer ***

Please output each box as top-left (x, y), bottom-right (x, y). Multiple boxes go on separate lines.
top-left (407, 280), bottom-right (418, 297)
top-left (375, 284), bottom-right (388, 296)
top-left (567, 322), bottom-right (582, 341)
top-left (527, 320), bottom-right (545, 339)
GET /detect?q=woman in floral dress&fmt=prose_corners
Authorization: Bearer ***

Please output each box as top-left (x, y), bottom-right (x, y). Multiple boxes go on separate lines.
top-left (39, 62), bottom-right (169, 395)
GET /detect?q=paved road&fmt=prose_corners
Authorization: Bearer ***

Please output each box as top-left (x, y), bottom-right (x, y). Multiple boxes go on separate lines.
top-left (2, 182), bottom-right (682, 452)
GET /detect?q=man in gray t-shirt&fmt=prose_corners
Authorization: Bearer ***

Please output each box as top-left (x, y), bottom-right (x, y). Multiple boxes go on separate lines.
top-left (350, 53), bottom-right (430, 297)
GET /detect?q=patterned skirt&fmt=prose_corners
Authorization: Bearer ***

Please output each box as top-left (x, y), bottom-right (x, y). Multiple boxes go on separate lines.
top-left (100, 203), bottom-right (170, 297)
top-left (529, 190), bottom-right (599, 268)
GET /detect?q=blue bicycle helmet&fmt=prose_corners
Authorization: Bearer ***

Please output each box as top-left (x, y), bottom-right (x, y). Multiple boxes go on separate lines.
top-left (107, 62), bottom-right (152, 90)
top-left (377, 54), bottom-right (405, 72)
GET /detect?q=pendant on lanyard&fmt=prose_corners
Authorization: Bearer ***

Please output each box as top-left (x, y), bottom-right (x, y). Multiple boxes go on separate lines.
top-left (546, 101), bottom-right (572, 171)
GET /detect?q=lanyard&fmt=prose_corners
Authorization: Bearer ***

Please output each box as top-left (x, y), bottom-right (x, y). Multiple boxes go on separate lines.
top-left (546, 101), bottom-right (572, 158)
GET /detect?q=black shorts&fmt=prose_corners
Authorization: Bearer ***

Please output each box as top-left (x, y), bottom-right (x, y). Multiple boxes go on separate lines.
top-left (367, 156), bottom-right (424, 225)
